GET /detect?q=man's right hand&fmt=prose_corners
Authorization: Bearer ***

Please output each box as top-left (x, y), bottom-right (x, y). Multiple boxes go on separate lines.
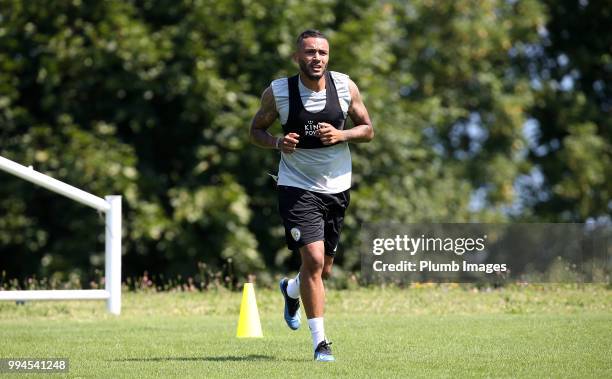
top-left (279, 133), bottom-right (300, 154)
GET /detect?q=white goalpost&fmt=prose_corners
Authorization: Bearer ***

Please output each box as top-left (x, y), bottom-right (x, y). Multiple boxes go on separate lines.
top-left (0, 155), bottom-right (122, 315)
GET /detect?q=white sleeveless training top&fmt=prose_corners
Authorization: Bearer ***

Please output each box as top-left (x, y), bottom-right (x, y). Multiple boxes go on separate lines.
top-left (270, 71), bottom-right (352, 194)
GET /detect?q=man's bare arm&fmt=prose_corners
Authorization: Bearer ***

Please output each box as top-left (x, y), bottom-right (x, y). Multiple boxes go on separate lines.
top-left (344, 79), bottom-right (374, 142)
top-left (249, 87), bottom-right (280, 149)
top-left (318, 79), bottom-right (374, 145)
top-left (249, 87), bottom-right (300, 153)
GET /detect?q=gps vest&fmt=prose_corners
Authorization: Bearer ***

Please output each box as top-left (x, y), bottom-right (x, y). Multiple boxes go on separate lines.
top-left (282, 71), bottom-right (347, 149)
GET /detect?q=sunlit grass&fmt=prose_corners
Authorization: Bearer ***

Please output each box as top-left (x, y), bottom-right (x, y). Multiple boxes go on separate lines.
top-left (0, 285), bottom-right (610, 377)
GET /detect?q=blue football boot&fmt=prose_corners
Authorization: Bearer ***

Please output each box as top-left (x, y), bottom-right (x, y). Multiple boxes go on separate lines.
top-left (279, 277), bottom-right (301, 330)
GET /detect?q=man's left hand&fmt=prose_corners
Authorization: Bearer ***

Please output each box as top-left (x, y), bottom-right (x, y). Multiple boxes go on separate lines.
top-left (318, 122), bottom-right (345, 145)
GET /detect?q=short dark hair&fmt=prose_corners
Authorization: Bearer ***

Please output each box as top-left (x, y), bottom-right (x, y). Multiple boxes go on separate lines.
top-left (296, 29), bottom-right (327, 49)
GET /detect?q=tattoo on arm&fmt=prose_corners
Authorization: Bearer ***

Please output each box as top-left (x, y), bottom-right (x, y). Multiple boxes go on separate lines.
top-left (250, 87), bottom-right (280, 148)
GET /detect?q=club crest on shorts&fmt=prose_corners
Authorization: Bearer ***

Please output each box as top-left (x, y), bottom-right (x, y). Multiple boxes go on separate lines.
top-left (290, 227), bottom-right (301, 241)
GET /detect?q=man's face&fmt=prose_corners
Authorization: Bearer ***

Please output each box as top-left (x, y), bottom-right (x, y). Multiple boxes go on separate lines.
top-left (295, 37), bottom-right (329, 81)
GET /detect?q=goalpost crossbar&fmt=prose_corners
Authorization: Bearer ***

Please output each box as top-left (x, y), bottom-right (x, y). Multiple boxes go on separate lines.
top-left (0, 155), bottom-right (122, 315)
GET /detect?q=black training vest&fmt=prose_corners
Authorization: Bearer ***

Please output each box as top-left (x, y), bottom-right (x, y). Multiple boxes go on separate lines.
top-left (282, 71), bottom-right (346, 149)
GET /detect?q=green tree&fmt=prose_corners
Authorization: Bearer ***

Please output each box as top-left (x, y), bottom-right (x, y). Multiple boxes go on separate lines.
top-left (0, 0), bottom-right (606, 285)
top-left (526, 0), bottom-right (611, 221)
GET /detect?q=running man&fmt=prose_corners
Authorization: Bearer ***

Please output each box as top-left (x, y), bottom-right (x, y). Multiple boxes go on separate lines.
top-left (249, 29), bottom-right (374, 361)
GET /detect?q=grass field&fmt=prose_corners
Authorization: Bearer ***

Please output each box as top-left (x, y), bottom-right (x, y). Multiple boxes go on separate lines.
top-left (1, 284), bottom-right (611, 378)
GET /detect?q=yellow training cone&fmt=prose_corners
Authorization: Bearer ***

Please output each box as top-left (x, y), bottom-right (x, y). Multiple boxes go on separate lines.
top-left (236, 283), bottom-right (263, 338)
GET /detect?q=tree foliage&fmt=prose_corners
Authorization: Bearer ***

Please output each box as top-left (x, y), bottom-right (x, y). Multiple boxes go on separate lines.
top-left (0, 0), bottom-right (609, 283)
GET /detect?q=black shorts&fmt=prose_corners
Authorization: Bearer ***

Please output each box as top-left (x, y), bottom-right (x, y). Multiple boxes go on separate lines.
top-left (278, 185), bottom-right (350, 257)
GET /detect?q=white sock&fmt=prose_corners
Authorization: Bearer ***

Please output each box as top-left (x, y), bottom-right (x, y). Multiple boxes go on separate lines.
top-left (286, 273), bottom-right (300, 299)
top-left (308, 317), bottom-right (325, 351)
